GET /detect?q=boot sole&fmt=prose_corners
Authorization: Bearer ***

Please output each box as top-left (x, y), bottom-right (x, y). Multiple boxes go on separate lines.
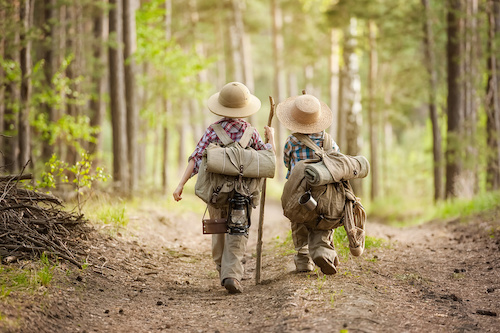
top-left (313, 257), bottom-right (338, 275)
top-left (224, 280), bottom-right (242, 294)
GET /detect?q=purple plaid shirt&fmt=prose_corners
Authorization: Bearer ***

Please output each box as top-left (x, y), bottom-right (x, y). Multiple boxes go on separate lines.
top-left (283, 132), bottom-right (340, 179)
top-left (189, 118), bottom-right (271, 177)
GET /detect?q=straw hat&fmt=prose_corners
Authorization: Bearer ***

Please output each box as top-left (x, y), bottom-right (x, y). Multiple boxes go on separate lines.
top-left (207, 82), bottom-right (261, 118)
top-left (276, 94), bottom-right (333, 134)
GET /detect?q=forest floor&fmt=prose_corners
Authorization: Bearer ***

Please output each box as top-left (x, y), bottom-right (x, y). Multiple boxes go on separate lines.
top-left (1, 199), bottom-right (499, 333)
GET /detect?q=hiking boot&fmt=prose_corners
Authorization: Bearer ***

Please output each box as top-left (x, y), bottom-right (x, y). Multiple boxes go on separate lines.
top-left (223, 278), bottom-right (243, 294)
top-left (313, 255), bottom-right (340, 275)
top-left (295, 262), bottom-right (314, 273)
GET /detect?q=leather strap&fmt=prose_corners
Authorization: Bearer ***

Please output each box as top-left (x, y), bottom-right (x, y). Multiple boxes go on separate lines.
top-left (211, 123), bottom-right (254, 148)
top-left (293, 132), bottom-right (333, 156)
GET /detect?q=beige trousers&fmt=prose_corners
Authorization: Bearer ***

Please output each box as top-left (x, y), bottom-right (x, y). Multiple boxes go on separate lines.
top-left (291, 221), bottom-right (337, 268)
top-left (208, 206), bottom-right (248, 284)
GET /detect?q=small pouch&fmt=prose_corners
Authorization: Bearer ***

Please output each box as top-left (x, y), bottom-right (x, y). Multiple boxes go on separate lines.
top-left (202, 207), bottom-right (228, 234)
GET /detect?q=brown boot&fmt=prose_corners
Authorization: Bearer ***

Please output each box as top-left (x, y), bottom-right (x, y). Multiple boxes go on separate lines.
top-left (313, 254), bottom-right (340, 275)
top-left (223, 278), bottom-right (243, 294)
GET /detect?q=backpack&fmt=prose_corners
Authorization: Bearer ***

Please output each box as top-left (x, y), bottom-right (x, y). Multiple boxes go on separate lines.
top-left (281, 132), bottom-right (369, 256)
top-left (195, 124), bottom-right (268, 209)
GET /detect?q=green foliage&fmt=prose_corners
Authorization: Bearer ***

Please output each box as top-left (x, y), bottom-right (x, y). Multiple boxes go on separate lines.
top-left (135, 0), bottom-right (212, 127)
top-left (31, 153), bottom-right (110, 214)
top-left (30, 55), bottom-right (96, 153)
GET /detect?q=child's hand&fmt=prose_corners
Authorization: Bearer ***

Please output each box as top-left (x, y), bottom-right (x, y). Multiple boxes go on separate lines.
top-left (173, 185), bottom-right (184, 201)
top-left (264, 126), bottom-right (275, 142)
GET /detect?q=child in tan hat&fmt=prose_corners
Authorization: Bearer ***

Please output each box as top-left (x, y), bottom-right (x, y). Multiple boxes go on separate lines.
top-left (276, 94), bottom-right (340, 274)
top-left (173, 82), bottom-right (275, 293)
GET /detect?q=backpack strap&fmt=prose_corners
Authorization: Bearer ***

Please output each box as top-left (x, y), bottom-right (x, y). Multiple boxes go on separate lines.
top-left (212, 123), bottom-right (254, 148)
top-left (239, 126), bottom-right (254, 148)
top-left (293, 132), bottom-right (325, 158)
top-left (293, 132), bottom-right (334, 155)
top-left (211, 124), bottom-right (234, 146)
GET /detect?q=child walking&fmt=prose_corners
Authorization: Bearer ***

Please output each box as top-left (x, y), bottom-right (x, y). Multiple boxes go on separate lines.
top-left (173, 82), bottom-right (275, 293)
top-left (276, 93), bottom-right (340, 274)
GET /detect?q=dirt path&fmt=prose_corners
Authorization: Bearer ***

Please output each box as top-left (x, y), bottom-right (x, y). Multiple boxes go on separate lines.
top-left (2, 200), bottom-right (500, 333)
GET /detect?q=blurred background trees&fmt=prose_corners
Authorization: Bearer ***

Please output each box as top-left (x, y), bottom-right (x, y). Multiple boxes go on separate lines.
top-left (1, 0), bottom-right (499, 210)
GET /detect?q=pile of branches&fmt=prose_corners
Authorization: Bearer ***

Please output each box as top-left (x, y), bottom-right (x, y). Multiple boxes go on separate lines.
top-left (0, 174), bottom-right (92, 268)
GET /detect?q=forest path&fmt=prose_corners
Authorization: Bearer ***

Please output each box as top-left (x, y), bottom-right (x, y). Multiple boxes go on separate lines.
top-left (12, 200), bottom-right (500, 332)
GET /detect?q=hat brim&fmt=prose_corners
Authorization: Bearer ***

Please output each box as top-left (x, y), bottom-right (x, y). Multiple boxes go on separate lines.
top-left (276, 96), bottom-right (333, 134)
top-left (207, 92), bottom-right (261, 118)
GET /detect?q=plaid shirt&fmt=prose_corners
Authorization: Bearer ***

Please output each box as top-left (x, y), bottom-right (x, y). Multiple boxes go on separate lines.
top-left (283, 132), bottom-right (340, 179)
top-left (189, 118), bottom-right (271, 177)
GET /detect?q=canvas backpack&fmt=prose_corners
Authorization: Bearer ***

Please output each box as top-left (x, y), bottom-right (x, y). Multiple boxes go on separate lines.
top-left (195, 124), bottom-right (266, 209)
top-left (281, 132), bottom-right (368, 255)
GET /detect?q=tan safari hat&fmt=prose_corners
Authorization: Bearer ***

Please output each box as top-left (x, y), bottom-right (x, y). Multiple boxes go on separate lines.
top-left (207, 82), bottom-right (261, 118)
top-left (276, 94), bottom-right (333, 134)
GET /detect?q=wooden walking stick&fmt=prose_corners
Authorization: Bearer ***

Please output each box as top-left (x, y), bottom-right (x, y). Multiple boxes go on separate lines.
top-left (255, 96), bottom-right (275, 285)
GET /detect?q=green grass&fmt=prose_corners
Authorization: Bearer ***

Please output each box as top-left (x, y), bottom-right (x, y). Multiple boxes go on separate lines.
top-left (333, 227), bottom-right (387, 260)
top-left (82, 194), bottom-right (130, 232)
top-left (433, 191), bottom-right (500, 220)
top-left (273, 232), bottom-right (295, 256)
top-left (368, 190), bottom-right (500, 227)
top-left (273, 225), bottom-right (386, 261)
top-left (0, 253), bottom-right (57, 297)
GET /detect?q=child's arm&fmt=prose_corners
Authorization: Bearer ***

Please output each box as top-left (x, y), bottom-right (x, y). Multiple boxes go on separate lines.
top-left (173, 159), bottom-right (195, 202)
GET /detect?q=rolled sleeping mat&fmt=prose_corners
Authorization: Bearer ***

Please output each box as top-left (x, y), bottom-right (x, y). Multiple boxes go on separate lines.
top-left (304, 155), bottom-right (370, 186)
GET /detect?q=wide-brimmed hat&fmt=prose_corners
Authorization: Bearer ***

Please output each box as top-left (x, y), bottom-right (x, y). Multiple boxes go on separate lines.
top-left (276, 94), bottom-right (333, 134)
top-left (207, 82), bottom-right (261, 118)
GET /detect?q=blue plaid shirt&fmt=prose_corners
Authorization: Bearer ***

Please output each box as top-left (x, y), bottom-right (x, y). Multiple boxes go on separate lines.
top-left (283, 131), bottom-right (340, 179)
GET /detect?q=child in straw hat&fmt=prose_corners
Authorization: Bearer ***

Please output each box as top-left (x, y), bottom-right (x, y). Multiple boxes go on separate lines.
top-left (276, 93), bottom-right (341, 274)
top-left (173, 82), bottom-right (275, 294)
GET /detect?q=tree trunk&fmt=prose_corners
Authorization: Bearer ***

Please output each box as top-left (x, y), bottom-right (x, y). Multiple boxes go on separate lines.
top-left (367, 20), bottom-right (379, 201)
top-left (461, 0), bottom-right (479, 197)
top-left (0, 5), bottom-right (5, 167)
top-left (55, 3), bottom-right (66, 158)
top-left (486, 0), bottom-right (500, 190)
top-left (231, 0), bottom-right (256, 125)
top-left (422, 0), bottom-right (444, 201)
top-left (328, 28), bottom-right (340, 141)
top-left (3, 4), bottom-right (20, 173)
top-left (40, 0), bottom-right (56, 162)
top-left (162, 0), bottom-right (172, 193)
top-left (342, 18), bottom-right (363, 195)
top-left (65, 4), bottom-right (78, 166)
top-left (229, 0), bottom-right (244, 83)
top-left (89, 4), bottom-right (107, 162)
top-left (445, 0), bottom-right (464, 199)
top-left (304, 65), bottom-right (315, 97)
top-left (123, 0), bottom-right (139, 192)
top-left (214, 2), bottom-right (226, 89)
top-left (18, 0), bottom-right (33, 169)
top-left (177, 100), bottom-right (189, 175)
top-left (271, 0), bottom-right (286, 180)
top-left (109, 0), bottom-right (129, 193)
